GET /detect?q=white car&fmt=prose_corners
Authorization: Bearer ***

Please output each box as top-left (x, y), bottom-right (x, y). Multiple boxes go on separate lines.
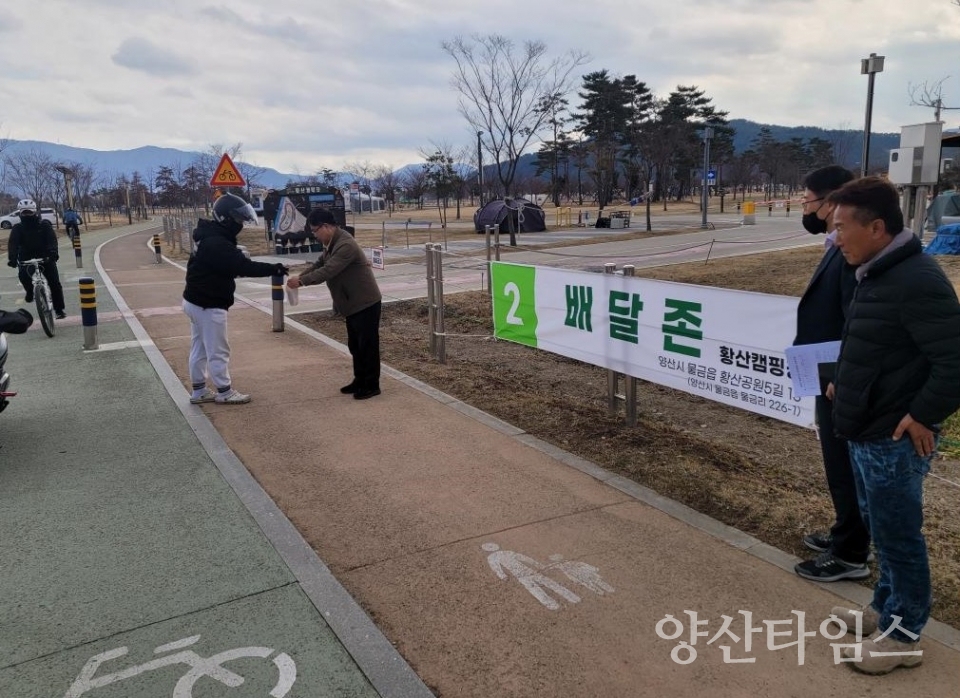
top-left (0, 208), bottom-right (59, 229)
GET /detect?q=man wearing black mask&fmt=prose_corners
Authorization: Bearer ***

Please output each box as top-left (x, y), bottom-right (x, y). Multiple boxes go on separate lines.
top-left (6, 203), bottom-right (66, 319)
top-left (793, 165), bottom-right (872, 582)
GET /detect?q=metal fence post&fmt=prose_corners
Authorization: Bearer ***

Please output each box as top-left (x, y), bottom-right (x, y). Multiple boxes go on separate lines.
top-left (494, 226), bottom-right (501, 262)
top-left (271, 274), bottom-right (285, 332)
top-left (381, 221), bottom-right (387, 250)
top-left (622, 265), bottom-right (637, 427)
top-left (485, 225), bottom-right (493, 298)
top-left (434, 244), bottom-right (446, 364)
top-left (605, 263), bottom-right (619, 414)
top-left (426, 244), bottom-right (436, 356)
top-left (79, 277), bottom-right (98, 350)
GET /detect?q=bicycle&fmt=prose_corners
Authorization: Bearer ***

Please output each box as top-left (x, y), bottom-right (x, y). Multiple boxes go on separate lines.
top-left (19, 257), bottom-right (55, 337)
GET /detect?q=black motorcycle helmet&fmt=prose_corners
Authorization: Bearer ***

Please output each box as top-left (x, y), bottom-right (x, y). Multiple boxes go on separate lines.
top-left (212, 193), bottom-right (258, 236)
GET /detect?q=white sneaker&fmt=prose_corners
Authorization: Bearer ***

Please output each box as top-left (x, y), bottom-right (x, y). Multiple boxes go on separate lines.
top-left (842, 632), bottom-right (924, 674)
top-left (215, 389), bottom-right (251, 404)
top-left (189, 388), bottom-right (217, 404)
top-left (829, 605), bottom-right (880, 636)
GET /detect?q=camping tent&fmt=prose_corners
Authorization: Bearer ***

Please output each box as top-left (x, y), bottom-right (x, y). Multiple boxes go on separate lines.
top-left (926, 190), bottom-right (960, 232)
top-left (473, 198), bottom-right (546, 233)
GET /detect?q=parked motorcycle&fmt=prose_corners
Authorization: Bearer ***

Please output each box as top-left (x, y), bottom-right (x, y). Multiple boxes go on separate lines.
top-left (0, 306), bottom-right (34, 413)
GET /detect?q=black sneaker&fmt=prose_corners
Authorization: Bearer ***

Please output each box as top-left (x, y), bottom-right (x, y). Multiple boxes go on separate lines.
top-left (803, 532), bottom-right (832, 553)
top-left (803, 532), bottom-right (875, 562)
top-left (340, 381), bottom-right (359, 394)
top-left (24, 293), bottom-right (33, 304)
top-left (794, 552), bottom-right (870, 582)
top-left (353, 387), bottom-right (381, 400)
top-left (55, 310), bottom-right (67, 320)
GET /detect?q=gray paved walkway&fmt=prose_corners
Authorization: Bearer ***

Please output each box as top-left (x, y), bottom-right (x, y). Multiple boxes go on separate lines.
top-left (0, 223), bottom-right (424, 698)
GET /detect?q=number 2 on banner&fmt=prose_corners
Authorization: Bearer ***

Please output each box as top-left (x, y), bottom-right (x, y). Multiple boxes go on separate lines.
top-left (504, 282), bottom-right (524, 325)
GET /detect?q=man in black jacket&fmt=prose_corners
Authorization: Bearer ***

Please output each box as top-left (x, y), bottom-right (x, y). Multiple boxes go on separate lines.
top-left (6, 205), bottom-right (66, 319)
top-left (182, 193), bottom-right (287, 405)
top-left (792, 166), bottom-right (872, 583)
top-left (826, 177), bottom-right (960, 674)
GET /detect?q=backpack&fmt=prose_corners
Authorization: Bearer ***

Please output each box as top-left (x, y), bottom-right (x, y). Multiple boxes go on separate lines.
top-left (0, 308), bottom-right (34, 334)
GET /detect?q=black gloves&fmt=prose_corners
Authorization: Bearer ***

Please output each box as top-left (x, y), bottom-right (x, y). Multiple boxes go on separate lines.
top-left (6, 260), bottom-right (16, 268)
top-left (273, 263), bottom-right (289, 277)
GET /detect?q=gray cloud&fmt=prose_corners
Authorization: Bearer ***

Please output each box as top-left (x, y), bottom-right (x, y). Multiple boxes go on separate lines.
top-left (199, 5), bottom-right (314, 50)
top-left (1, 0), bottom-right (958, 172)
top-left (112, 37), bottom-right (197, 77)
top-left (0, 13), bottom-right (24, 33)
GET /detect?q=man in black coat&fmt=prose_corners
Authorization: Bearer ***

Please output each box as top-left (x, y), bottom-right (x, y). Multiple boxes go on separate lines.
top-left (6, 205), bottom-right (66, 319)
top-left (792, 166), bottom-right (872, 584)
top-left (827, 177), bottom-right (960, 674)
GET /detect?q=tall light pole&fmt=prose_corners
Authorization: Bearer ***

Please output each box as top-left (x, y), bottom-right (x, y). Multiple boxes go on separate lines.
top-left (477, 131), bottom-right (484, 207)
top-left (860, 53), bottom-right (885, 177)
top-left (701, 126), bottom-right (714, 229)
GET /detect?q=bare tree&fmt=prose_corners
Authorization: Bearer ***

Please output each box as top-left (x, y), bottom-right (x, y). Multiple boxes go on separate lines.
top-left (70, 162), bottom-right (97, 215)
top-left (0, 129), bottom-right (8, 194)
top-left (908, 77), bottom-right (960, 122)
top-left (371, 164), bottom-right (400, 215)
top-left (829, 121), bottom-right (860, 170)
top-left (442, 34), bottom-right (588, 197)
top-left (401, 166), bottom-right (430, 210)
top-left (4, 147), bottom-right (56, 207)
top-left (342, 160), bottom-right (376, 213)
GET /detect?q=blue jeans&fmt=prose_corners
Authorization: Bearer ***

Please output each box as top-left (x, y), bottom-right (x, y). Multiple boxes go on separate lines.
top-left (848, 437), bottom-right (933, 643)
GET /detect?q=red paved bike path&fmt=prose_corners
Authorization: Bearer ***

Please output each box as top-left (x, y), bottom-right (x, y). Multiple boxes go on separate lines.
top-left (102, 230), bottom-right (960, 698)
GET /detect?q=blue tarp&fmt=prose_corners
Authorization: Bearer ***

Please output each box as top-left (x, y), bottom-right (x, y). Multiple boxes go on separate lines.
top-left (924, 223), bottom-right (960, 255)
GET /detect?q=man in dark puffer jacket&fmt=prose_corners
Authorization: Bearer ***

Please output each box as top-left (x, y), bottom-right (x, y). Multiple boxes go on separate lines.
top-left (825, 177), bottom-right (960, 675)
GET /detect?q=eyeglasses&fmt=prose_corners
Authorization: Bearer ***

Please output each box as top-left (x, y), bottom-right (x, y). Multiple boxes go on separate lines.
top-left (800, 197), bottom-right (824, 208)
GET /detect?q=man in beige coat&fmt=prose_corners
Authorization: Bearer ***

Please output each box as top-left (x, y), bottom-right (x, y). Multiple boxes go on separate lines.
top-left (287, 208), bottom-right (383, 399)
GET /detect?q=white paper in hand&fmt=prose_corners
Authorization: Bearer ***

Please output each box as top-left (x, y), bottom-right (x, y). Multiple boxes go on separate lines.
top-left (285, 285), bottom-right (299, 306)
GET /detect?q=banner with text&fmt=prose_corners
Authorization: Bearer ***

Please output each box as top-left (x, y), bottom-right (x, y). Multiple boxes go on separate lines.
top-left (490, 262), bottom-right (814, 428)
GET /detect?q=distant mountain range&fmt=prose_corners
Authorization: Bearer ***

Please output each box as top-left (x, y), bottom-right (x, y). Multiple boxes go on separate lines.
top-left (0, 120), bottom-right (903, 193)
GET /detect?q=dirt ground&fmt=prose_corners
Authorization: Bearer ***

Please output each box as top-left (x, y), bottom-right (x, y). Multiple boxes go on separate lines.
top-left (298, 245), bottom-right (960, 630)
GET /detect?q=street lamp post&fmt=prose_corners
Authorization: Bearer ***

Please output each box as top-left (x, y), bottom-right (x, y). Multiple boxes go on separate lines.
top-left (477, 131), bottom-right (484, 207)
top-left (701, 126), bottom-right (714, 229)
top-left (860, 52), bottom-right (885, 177)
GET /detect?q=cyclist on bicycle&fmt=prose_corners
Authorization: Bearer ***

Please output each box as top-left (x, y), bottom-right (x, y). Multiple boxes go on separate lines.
top-left (64, 207), bottom-right (83, 241)
top-left (6, 204), bottom-right (67, 319)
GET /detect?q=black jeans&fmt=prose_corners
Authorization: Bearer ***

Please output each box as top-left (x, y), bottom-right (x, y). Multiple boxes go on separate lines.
top-left (345, 301), bottom-right (381, 389)
top-left (817, 394), bottom-right (871, 563)
top-left (19, 260), bottom-right (65, 313)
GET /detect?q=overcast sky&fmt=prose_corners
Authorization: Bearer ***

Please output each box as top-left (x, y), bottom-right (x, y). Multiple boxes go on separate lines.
top-left (1, 0), bottom-right (957, 173)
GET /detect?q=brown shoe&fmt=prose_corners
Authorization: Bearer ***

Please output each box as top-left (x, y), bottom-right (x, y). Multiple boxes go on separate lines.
top-left (842, 633), bottom-right (924, 674)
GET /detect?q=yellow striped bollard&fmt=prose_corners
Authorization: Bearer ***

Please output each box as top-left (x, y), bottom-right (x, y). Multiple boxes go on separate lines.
top-left (73, 234), bottom-right (83, 268)
top-left (152, 234), bottom-right (162, 263)
top-left (272, 274), bottom-right (284, 332)
top-left (79, 278), bottom-right (99, 350)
